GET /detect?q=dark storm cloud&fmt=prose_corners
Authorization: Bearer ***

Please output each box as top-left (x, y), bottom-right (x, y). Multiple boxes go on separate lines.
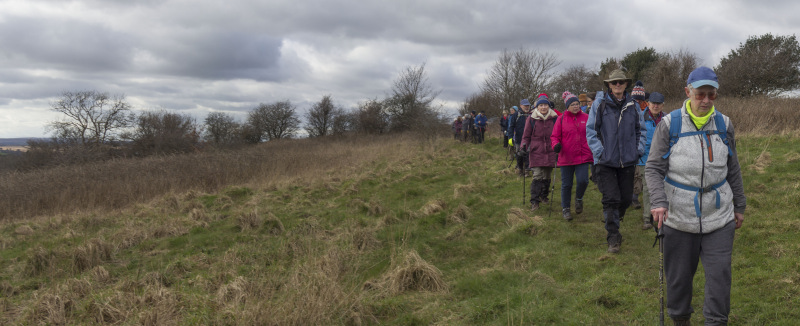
top-left (0, 15), bottom-right (135, 71)
top-left (145, 31), bottom-right (286, 81)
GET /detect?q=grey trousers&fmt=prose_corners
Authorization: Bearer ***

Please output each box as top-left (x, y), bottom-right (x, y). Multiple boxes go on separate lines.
top-left (664, 221), bottom-right (735, 325)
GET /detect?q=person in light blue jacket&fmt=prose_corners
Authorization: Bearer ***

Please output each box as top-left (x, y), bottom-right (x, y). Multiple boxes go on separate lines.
top-left (585, 69), bottom-right (645, 253)
top-left (637, 92), bottom-right (665, 230)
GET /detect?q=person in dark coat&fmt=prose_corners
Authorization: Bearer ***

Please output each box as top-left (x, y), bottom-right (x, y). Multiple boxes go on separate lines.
top-left (586, 69), bottom-right (645, 253)
top-left (520, 94), bottom-right (559, 211)
top-left (509, 100), bottom-right (531, 176)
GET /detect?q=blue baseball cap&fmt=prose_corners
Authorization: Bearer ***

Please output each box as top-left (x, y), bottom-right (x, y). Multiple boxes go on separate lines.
top-left (687, 66), bottom-right (719, 89)
top-left (520, 99), bottom-right (531, 106)
top-left (648, 92), bottom-right (665, 103)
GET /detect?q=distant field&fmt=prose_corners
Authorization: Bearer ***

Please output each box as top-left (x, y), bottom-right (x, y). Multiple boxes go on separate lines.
top-left (0, 146), bottom-right (27, 152)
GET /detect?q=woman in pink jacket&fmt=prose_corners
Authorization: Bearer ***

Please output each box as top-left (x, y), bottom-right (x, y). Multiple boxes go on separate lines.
top-left (551, 91), bottom-right (594, 221)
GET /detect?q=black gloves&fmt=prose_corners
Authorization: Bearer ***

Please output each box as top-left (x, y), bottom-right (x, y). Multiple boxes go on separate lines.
top-left (554, 143), bottom-right (562, 153)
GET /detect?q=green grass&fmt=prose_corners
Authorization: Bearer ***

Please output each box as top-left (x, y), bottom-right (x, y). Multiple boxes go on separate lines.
top-left (1, 134), bottom-right (799, 324)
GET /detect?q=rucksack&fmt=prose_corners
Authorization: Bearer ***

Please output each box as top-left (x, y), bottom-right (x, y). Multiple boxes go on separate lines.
top-left (661, 109), bottom-right (732, 160)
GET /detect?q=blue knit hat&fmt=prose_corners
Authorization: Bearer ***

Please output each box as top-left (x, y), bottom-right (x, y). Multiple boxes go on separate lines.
top-left (520, 99), bottom-right (531, 106)
top-left (534, 93), bottom-right (550, 107)
top-left (687, 66), bottom-right (719, 89)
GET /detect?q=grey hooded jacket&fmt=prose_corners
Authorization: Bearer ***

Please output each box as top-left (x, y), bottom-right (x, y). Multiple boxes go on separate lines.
top-left (645, 101), bottom-right (746, 234)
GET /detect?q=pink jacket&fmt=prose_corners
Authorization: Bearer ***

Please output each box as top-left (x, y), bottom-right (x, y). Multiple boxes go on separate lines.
top-left (550, 110), bottom-right (593, 166)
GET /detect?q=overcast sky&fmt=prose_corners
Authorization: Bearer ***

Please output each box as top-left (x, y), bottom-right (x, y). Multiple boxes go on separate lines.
top-left (1, 0), bottom-right (798, 138)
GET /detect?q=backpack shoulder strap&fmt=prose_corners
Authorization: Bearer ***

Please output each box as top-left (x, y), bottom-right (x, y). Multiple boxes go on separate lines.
top-left (662, 110), bottom-right (684, 159)
top-left (713, 112), bottom-right (732, 157)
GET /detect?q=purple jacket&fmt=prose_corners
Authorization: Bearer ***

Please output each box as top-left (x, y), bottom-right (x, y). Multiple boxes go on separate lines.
top-left (521, 109), bottom-right (558, 167)
top-left (551, 110), bottom-right (594, 166)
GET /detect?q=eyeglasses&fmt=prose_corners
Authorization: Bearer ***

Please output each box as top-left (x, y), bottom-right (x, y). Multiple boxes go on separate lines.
top-left (609, 80), bottom-right (626, 86)
top-left (693, 91), bottom-right (717, 101)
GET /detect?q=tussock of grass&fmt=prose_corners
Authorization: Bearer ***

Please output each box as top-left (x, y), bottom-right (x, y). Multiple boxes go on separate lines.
top-left (453, 183), bottom-right (476, 198)
top-left (237, 210), bottom-right (262, 231)
top-left (14, 224), bottom-right (33, 236)
top-left (785, 151), bottom-right (800, 162)
top-left (263, 212), bottom-right (285, 235)
top-left (72, 237), bottom-right (114, 272)
top-left (751, 151), bottom-right (771, 173)
top-left (420, 199), bottom-right (446, 216)
top-left (448, 204), bottom-right (471, 224)
top-left (25, 246), bottom-right (55, 277)
top-left (378, 250), bottom-right (447, 294)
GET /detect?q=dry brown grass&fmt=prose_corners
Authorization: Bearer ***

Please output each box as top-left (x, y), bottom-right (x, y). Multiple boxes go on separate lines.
top-left (448, 204), bottom-right (471, 224)
top-left (658, 95), bottom-right (800, 136)
top-left (420, 199), bottom-right (446, 216)
top-left (0, 134), bottom-right (421, 221)
top-left (371, 250), bottom-right (448, 295)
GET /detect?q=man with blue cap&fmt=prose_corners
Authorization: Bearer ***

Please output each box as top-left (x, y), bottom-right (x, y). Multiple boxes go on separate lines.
top-left (645, 66), bottom-right (746, 325)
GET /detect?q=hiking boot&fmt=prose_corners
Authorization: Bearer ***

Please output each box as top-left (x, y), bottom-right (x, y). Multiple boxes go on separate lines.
top-left (607, 234), bottom-right (622, 254)
top-left (531, 202), bottom-right (540, 212)
top-left (632, 197), bottom-right (641, 209)
top-left (540, 196), bottom-right (549, 204)
top-left (641, 216), bottom-right (653, 230)
top-left (672, 317), bottom-right (691, 326)
top-left (562, 208), bottom-right (572, 221)
top-left (575, 199), bottom-right (583, 214)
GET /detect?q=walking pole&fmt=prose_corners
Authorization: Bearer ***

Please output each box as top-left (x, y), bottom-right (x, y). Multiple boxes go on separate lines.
top-left (522, 159), bottom-right (526, 206)
top-left (653, 223), bottom-right (665, 326)
top-left (548, 153), bottom-right (559, 218)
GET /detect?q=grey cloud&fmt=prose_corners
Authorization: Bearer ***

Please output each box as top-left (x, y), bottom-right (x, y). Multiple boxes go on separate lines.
top-left (0, 15), bottom-right (135, 71)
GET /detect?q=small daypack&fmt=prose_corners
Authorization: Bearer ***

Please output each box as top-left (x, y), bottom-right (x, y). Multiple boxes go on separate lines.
top-left (661, 109), bottom-right (731, 160)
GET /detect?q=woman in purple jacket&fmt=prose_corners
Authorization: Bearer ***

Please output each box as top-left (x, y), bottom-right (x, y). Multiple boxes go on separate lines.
top-left (520, 94), bottom-right (559, 212)
top-left (551, 91), bottom-right (594, 220)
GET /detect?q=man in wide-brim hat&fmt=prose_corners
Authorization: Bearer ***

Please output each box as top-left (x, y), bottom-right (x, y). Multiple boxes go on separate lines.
top-left (586, 68), bottom-right (645, 253)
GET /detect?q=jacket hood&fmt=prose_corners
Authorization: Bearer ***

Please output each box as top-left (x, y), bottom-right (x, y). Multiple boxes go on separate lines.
top-left (530, 108), bottom-right (559, 120)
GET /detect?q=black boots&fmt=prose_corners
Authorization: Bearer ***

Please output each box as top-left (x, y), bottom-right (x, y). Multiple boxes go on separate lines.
top-left (607, 234), bottom-right (622, 253)
top-left (562, 208), bottom-right (572, 221)
top-left (575, 199), bottom-right (583, 214)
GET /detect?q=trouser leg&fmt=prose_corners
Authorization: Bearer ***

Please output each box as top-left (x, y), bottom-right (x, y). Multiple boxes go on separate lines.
top-left (701, 221), bottom-right (735, 325)
top-left (560, 165), bottom-right (575, 209)
top-left (616, 165), bottom-right (635, 221)
top-left (642, 167), bottom-right (651, 219)
top-left (663, 225), bottom-right (701, 320)
top-left (574, 163), bottom-right (589, 201)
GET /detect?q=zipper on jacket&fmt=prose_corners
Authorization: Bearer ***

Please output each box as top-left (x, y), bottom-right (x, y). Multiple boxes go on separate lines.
top-left (698, 133), bottom-right (705, 234)
top-left (617, 104), bottom-right (626, 167)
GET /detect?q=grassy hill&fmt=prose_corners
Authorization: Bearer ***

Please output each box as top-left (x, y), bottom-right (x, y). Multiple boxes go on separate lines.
top-left (1, 133), bottom-right (799, 325)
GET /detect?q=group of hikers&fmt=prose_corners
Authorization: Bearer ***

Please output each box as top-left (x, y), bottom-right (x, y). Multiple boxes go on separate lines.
top-left (451, 110), bottom-right (488, 144)
top-left (455, 67), bottom-right (747, 325)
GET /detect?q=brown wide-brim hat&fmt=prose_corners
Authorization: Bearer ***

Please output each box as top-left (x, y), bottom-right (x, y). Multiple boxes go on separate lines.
top-left (603, 69), bottom-right (632, 86)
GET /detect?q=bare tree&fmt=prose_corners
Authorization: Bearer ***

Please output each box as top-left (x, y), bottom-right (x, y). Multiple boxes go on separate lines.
top-left (643, 49), bottom-right (699, 100)
top-left (384, 62), bottom-right (443, 132)
top-left (247, 100), bottom-right (300, 141)
top-left (130, 110), bottom-right (201, 155)
top-left (352, 99), bottom-right (387, 134)
top-left (305, 95), bottom-right (338, 137)
top-left (47, 90), bottom-right (134, 145)
top-left (204, 112), bottom-right (241, 145)
top-left (330, 107), bottom-right (352, 136)
top-left (461, 91), bottom-right (494, 116)
top-left (547, 64), bottom-right (597, 96)
top-left (481, 48), bottom-right (560, 112)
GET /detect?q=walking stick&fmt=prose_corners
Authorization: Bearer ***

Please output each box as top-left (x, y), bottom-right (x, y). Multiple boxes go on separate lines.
top-left (653, 223), bottom-right (665, 326)
top-left (548, 153), bottom-right (559, 218)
